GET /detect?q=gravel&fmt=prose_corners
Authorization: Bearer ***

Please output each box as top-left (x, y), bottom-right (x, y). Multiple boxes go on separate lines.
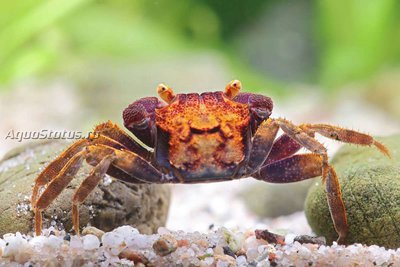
top-left (0, 226), bottom-right (399, 266)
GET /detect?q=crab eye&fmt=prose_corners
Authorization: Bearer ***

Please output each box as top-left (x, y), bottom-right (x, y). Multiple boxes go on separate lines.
top-left (224, 80), bottom-right (242, 99)
top-left (157, 83), bottom-right (176, 103)
top-left (123, 103), bottom-right (149, 129)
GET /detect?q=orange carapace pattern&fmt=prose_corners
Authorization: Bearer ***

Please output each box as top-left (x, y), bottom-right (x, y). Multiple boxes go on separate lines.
top-left (155, 92), bottom-right (250, 176)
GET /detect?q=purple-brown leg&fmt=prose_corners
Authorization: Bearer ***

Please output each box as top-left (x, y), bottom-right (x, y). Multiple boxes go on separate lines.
top-left (254, 153), bottom-right (348, 244)
top-left (255, 118), bottom-right (389, 244)
top-left (262, 121), bottom-right (389, 168)
top-left (246, 118), bottom-right (280, 173)
top-left (263, 134), bottom-right (303, 165)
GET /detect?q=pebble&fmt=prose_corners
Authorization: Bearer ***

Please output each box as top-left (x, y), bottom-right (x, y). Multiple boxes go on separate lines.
top-left (44, 235), bottom-right (63, 250)
top-left (223, 245), bottom-right (236, 258)
top-left (83, 234), bottom-right (100, 250)
top-left (0, 226), bottom-right (399, 266)
top-left (3, 233), bottom-right (30, 263)
top-left (294, 235), bottom-right (326, 245)
top-left (82, 226), bottom-right (105, 239)
top-left (112, 225), bottom-right (139, 238)
top-left (63, 234), bottom-right (71, 241)
top-left (101, 231), bottom-right (126, 255)
top-left (69, 236), bottom-right (83, 249)
top-left (152, 235), bottom-right (178, 256)
top-left (125, 234), bottom-right (153, 249)
top-left (118, 247), bottom-right (149, 265)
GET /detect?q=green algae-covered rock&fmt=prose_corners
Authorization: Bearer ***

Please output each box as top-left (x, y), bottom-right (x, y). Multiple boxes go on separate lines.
top-left (0, 140), bottom-right (171, 236)
top-left (305, 135), bottom-right (400, 248)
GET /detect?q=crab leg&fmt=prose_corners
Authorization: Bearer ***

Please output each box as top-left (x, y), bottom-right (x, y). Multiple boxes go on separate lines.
top-left (32, 121), bottom-right (150, 205)
top-left (34, 150), bottom-right (87, 235)
top-left (254, 153), bottom-right (348, 244)
top-left (246, 118), bottom-right (279, 173)
top-left (34, 143), bottom-right (171, 235)
top-left (274, 118), bottom-right (331, 180)
top-left (93, 121), bottom-right (151, 160)
top-left (31, 139), bottom-right (89, 207)
top-left (262, 122), bottom-right (389, 167)
top-left (325, 166), bottom-right (348, 244)
top-left (84, 133), bottom-right (150, 183)
top-left (72, 153), bottom-right (115, 235)
top-left (255, 153), bottom-right (322, 183)
top-left (85, 145), bottom-right (168, 183)
top-left (299, 124), bottom-right (390, 157)
top-left (263, 134), bottom-right (303, 165)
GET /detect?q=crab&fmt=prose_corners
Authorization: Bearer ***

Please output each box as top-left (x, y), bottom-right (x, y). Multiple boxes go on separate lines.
top-left (31, 80), bottom-right (390, 243)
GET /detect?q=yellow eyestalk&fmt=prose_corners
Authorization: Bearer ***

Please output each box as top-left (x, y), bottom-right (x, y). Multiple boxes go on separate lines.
top-left (224, 80), bottom-right (242, 99)
top-left (157, 83), bottom-right (176, 103)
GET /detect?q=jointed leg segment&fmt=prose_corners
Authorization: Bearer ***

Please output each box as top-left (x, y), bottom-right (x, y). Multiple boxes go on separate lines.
top-left (72, 153), bottom-right (115, 235)
top-left (253, 118), bottom-right (389, 243)
top-left (31, 121), bottom-right (161, 236)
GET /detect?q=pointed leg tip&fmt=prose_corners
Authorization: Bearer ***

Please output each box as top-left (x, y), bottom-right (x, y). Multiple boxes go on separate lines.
top-left (336, 235), bottom-right (346, 245)
top-left (373, 140), bottom-right (391, 158)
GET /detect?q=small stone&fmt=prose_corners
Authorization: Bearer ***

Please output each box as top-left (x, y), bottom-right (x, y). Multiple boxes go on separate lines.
top-left (44, 235), bottom-right (63, 249)
top-left (83, 234), bottom-right (100, 250)
top-left (63, 234), bottom-right (71, 241)
top-left (157, 227), bottom-right (170, 235)
top-left (222, 228), bottom-right (244, 253)
top-left (223, 246), bottom-right (236, 258)
top-left (214, 254), bottom-right (236, 267)
top-left (255, 229), bottom-right (285, 245)
top-left (246, 248), bottom-right (258, 262)
top-left (3, 234), bottom-right (30, 263)
top-left (29, 236), bottom-right (47, 248)
top-left (113, 225), bottom-right (139, 238)
top-left (82, 226), bottom-right (105, 239)
top-left (213, 246), bottom-right (224, 256)
top-left (102, 231), bottom-right (126, 255)
top-left (125, 234), bottom-right (153, 249)
top-left (294, 235), bottom-right (326, 245)
top-left (177, 239), bottom-right (189, 247)
top-left (284, 233), bottom-right (297, 244)
top-left (153, 235), bottom-right (178, 256)
top-left (69, 236), bottom-right (83, 249)
top-left (236, 255), bottom-right (247, 266)
top-left (0, 238), bottom-right (6, 249)
top-left (118, 247), bottom-right (149, 265)
top-left (203, 256), bottom-right (214, 265)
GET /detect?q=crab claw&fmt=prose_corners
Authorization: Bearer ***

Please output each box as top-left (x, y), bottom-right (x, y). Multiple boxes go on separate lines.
top-left (224, 80), bottom-right (242, 99)
top-left (157, 83), bottom-right (176, 103)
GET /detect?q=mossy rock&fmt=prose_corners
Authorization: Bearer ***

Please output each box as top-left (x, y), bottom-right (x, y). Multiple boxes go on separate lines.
top-left (305, 135), bottom-right (400, 248)
top-left (0, 140), bottom-right (171, 235)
